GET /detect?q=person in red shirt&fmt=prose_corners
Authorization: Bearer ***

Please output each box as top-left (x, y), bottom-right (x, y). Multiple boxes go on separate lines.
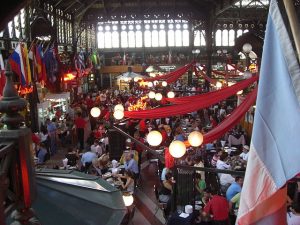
top-left (74, 112), bottom-right (86, 151)
top-left (138, 119), bottom-right (147, 137)
top-left (202, 188), bottom-right (229, 225)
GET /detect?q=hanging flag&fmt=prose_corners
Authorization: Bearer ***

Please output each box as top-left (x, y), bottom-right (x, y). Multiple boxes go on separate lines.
top-left (44, 42), bottom-right (58, 83)
top-left (35, 45), bottom-right (46, 84)
top-left (8, 43), bottom-right (27, 86)
top-left (21, 42), bottom-right (32, 84)
top-left (237, 1), bottom-right (300, 225)
top-left (0, 53), bottom-right (6, 97)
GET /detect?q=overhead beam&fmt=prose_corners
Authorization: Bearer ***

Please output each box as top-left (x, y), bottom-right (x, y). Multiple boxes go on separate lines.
top-left (215, 0), bottom-right (240, 16)
top-left (64, 1), bottom-right (77, 12)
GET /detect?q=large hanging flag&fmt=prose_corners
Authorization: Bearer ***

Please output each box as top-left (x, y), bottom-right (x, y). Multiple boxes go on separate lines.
top-left (237, 1), bottom-right (300, 225)
top-left (0, 53), bottom-right (6, 97)
top-left (8, 43), bottom-right (27, 86)
top-left (35, 44), bottom-right (46, 84)
top-left (21, 42), bottom-right (32, 84)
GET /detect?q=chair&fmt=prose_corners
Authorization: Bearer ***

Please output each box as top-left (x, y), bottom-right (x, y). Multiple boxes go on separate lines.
top-left (153, 185), bottom-right (167, 216)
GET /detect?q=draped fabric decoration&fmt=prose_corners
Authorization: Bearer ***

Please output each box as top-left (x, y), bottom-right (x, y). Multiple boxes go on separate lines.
top-left (202, 87), bottom-right (257, 144)
top-left (164, 147), bottom-right (175, 169)
top-left (165, 75), bottom-right (257, 104)
top-left (125, 76), bottom-right (257, 119)
top-left (142, 62), bottom-right (195, 82)
top-left (165, 63), bottom-right (194, 84)
top-left (194, 66), bottom-right (216, 84)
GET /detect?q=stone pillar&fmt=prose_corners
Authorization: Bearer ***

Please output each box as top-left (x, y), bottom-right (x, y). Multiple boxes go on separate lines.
top-left (0, 64), bottom-right (40, 225)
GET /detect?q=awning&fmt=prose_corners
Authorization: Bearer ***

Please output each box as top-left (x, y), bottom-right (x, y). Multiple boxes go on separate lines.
top-left (32, 169), bottom-right (127, 225)
top-left (45, 92), bottom-right (70, 101)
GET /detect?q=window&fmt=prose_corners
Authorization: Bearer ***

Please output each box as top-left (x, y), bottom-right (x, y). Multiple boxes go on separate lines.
top-left (121, 31), bottom-right (128, 48)
top-left (97, 32), bottom-right (105, 48)
top-left (215, 29), bottom-right (222, 46)
top-left (182, 30), bottom-right (189, 46)
top-left (152, 30), bottom-right (159, 47)
top-left (237, 29), bottom-right (243, 38)
top-left (222, 30), bottom-right (228, 46)
top-left (128, 31), bottom-right (135, 47)
top-left (144, 30), bottom-right (151, 47)
top-left (194, 30), bottom-right (200, 46)
top-left (159, 30), bottom-right (166, 47)
top-left (168, 30), bottom-right (175, 46)
top-left (200, 30), bottom-right (206, 46)
top-left (229, 29), bottom-right (235, 46)
top-left (112, 31), bottom-right (119, 48)
top-left (136, 31), bottom-right (143, 47)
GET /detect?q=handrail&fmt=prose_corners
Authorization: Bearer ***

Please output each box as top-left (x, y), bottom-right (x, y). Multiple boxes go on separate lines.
top-left (112, 125), bottom-right (165, 163)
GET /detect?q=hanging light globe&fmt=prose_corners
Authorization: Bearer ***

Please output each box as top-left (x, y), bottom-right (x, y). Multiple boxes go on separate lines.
top-left (188, 131), bottom-right (204, 147)
top-left (167, 91), bottom-right (175, 98)
top-left (148, 91), bottom-right (156, 99)
top-left (153, 80), bottom-right (159, 86)
top-left (123, 194), bottom-right (134, 207)
top-left (90, 107), bottom-right (101, 118)
top-left (114, 104), bottom-right (124, 112)
top-left (155, 93), bottom-right (163, 101)
top-left (216, 82), bottom-right (222, 88)
top-left (113, 110), bottom-right (124, 120)
top-left (162, 81), bottom-right (168, 87)
top-left (147, 82), bottom-right (153, 87)
top-left (169, 140), bottom-right (186, 158)
top-left (237, 90), bottom-right (243, 95)
top-left (242, 43), bottom-right (252, 54)
top-left (146, 130), bottom-right (162, 146)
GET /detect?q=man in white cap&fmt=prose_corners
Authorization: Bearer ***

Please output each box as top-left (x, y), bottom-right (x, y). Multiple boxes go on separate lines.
top-left (240, 145), bottom-right (249, 161)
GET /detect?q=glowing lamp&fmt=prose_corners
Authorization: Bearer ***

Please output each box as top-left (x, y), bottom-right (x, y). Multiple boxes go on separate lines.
top-left (242, 43), bottom-right (252, 54)
top-left (134, 77), bottom-right (140, 82)
top-left (162, 81), bottom-right (168, 87)
top-left (63, 73), bottom-right (76, 81)
top-left (113, 110), bottom-right (124, 120)
top-left (124, 77), bottom-right (129, 82)
top-left (153, 80), bottom-right (159, 86)
top-left (147, 82), bottom-right (153, 87)
top-left (90, 107), bottom-right (101, 118)
top-left (114, 104), bottom-right (124, 112)
top-left (188, 131), bottom-right (203, 147)
top-left (216, 82), bottom-right (222, 88)
top-left (237, 90), bottom-right (243, 95)
top-left (148, 91), bottom-right (156, 99)
top-left (123, 194), bottom-right (134, 207)
top-left (155, 93), bottom-right (163, 101)
top-left (167, 91), bottom-right (175, 98)
top-left (146, 130), bottom-right (162, 146)
top-left (169, 140), bottom-right (186, 158)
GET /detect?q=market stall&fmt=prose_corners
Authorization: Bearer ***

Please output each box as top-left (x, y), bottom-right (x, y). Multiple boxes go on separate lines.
top-left (44, 92), bottom-right (70, 120)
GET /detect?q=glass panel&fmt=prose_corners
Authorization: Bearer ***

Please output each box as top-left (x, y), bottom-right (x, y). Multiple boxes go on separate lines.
top-left (112, 31), bottom-right (119, 48)
top-left (222, 30), bottom-right (228, 46)
top-left (97, 32), bottom-right (105, 48)
top-left (14, 15), bottom-right (20, 38)
top-left (237, 29), bottom-right (243, 38)
top-left (20, 9), bottom-right (25, 28)
top-left (144, 30), bottom-right (151, 47)
top-left (229, 29), bottom-right (235, 46)
top-left (194, 30), bottom-right (200, 46)
top-left (159, 30), bottom-right (166, 47)
top-left (8, 21), bottom-right (13, 38)
top-left (182, 30), bottom-right (189, 46)
top-left (128, 31), bottom-right (135, 47)
top-left (215, 29), bottom-right (222, 46)
top-left (168, 30), bottom-right (175, 47)
top-left (175, 30), bottom-right (182, 46)
top-left (121, 31), bottom-right (128, 48)
top-left (200, 30), bottom-right (206, 46)
top-left (244, 29), bottom-right (249, 33)
top-left (152, 30), bottom-right (159, 47)
top-left (136, 31), bottom-right (143, 47)
top-left (0, 31), bottom-right (3, 38)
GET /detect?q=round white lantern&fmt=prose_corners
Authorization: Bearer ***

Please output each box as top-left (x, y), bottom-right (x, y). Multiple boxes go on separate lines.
top-left (216, 82), bottom-right (222, 88)
top-left (242, 43), bottom-right (252, 53)
top-left (169, 140), bottom-right (186, 158)
top-left (113, 110), bottom-right (124, 120)
top-left (155, 93), bottom-right (163, 101)
top-left (134, 77), bottom-right (140, 82)
top-left (153, 80), bottom-right (159, 86)
top-left (114, 104), bottom-right (124, 112)
top-left (167, 91), bottom-right (175, 98)
top-left (237, 90), bottom-right (243, 95)
top-left (123, 194), bottom-right (134, 207)
top-left (148, 91), bottom-right (156, 99)
top-left (162, 81), bottom-right (168, 87)
top-left (147, 82), bottom-right (153, 88)
top-left (188, 131), bottom-right (203, 147)
top-left (90, 107), bottom-right (101, 118)
top-left (147, 130), bottom-right (162, 146)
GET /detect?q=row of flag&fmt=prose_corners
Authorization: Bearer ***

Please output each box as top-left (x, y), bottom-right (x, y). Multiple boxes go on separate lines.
top-left (7, 41), bottom-right (58, 88)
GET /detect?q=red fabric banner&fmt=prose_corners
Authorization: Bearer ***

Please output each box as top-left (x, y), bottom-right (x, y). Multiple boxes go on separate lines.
top-left (143, 62), bottom-right (195, 82)
top-left (194, 66), bottom-right (216, 84)
top-left (202, 87), bottom-right (257, 144)
top-left (125, 76), bottom-right (257, 119)
top-left (166, 75), bottom-right (258, 105)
